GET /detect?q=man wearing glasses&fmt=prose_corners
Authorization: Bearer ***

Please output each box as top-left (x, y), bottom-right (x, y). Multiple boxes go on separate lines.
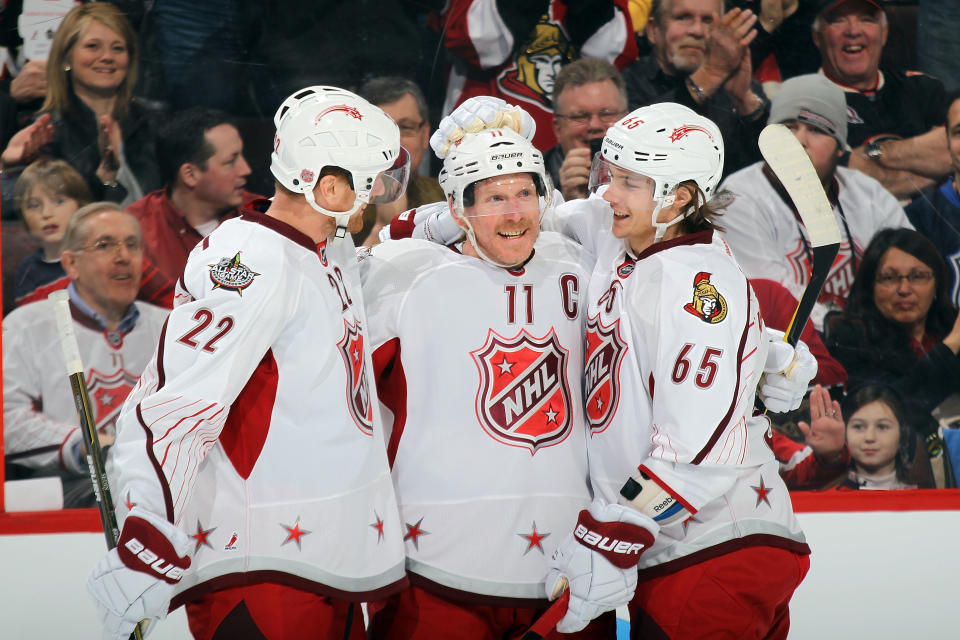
top-left (359, 76), bottom-right (445, 245)
top-left (547, 58), bottom-right (628, 201)
top-left (3, 202), bottom-right (167, 507)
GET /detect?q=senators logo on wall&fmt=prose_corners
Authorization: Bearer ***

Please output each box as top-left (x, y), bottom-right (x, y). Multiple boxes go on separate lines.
top-left (337, 319), bottom-right (374, 436)
top-left (471, 329), bottom-right (572, 454)
top-left (584, 315), bottom-right (628, 433)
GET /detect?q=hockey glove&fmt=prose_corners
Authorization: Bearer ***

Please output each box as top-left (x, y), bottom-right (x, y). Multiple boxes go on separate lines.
top-left (758, 328), bottom-right (818, 413)
top-left (380, 201), bottom-right (464, 245)
top-left (430, 96), bottom-right (536, 158)
top-left (545, 500), bottom-right (657, 633)
top-left (88, 507), bottom-right (191, 640)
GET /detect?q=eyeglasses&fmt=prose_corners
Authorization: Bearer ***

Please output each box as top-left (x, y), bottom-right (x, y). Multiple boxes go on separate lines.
top-left (554, 110), bottom-right (627, 126)
top-left (874, 270), bottom-right (934, 288)
top-left (82, 238), bottom-right (142, 255)
top-left (397, 121), bottom-right (425, 136)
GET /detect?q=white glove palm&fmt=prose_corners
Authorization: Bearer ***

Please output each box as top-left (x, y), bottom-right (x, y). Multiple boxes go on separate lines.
top-left (430, 96), bottom-right (536, 158)
top-left (545, 500), bottom-right (657, 633)
top-left (759, 328), bottom-right (818, 413)
top-left (87, 508), bottom-right (191, 640)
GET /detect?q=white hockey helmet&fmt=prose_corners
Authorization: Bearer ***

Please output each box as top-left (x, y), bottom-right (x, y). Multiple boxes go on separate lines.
top-left (437, 127), bottom-right (553, 267)
top-left (270, 86), bottom-right (410, 237)
top-left (438, 127), bottom-right (552, 217)
top-left (589, 102), bottom-right (724, 242)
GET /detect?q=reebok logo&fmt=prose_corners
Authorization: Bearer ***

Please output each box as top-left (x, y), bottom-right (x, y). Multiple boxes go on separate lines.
top-left (124, 537), bottom-right (186, 582)
top-left (574, 524), bottom-right (645, 557)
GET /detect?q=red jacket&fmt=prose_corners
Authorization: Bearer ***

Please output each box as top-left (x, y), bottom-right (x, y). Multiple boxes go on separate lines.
top-left (127, 188), bottom-right (260, 284)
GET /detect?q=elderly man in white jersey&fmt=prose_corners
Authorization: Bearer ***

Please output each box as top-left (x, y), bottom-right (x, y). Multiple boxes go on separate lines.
top-left (360, 125), bottom-right (615, 637)
top-left (3, 202), bottom-right (168, 508)
top-left (86, 86), bottom-right (410, 640)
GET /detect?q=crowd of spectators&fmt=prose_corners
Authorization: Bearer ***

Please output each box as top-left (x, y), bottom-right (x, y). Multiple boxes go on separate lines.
top-left (1, 0), bottom-right (959, 508)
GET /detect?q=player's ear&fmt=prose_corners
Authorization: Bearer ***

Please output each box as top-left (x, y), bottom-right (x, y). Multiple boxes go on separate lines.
top-left (449, 197), bottom-right (469, 230)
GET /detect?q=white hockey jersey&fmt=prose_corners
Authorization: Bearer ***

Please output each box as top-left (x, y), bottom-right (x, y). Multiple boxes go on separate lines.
top-left (110, 210), bottom-right (406, 606)
top-left (718, 162), bottom-right (911, 330)
top-left (360, 234), bottom-right (593, 602)
top-left (548, 197), bottom-right (809, 572)
top-left (3, 296), bottom-right (167, 474)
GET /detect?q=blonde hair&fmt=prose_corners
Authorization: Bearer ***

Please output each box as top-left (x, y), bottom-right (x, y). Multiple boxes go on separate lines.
top-left (13, 158), bottom-right (92, 217)
top-left (41, 2), bottom-right (138, 119)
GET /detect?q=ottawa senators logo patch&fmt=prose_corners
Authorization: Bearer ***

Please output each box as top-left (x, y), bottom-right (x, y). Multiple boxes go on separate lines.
top-left (683, 272), bottom-right (727, 324)
top-left (209, 252), bottom-right (260, 296)
top-left (471, 329), bottom-right (572, 454)
top-left (584, 315), bottom-right (628, 433)
top-left (337, 319), bottom-right (374, 436)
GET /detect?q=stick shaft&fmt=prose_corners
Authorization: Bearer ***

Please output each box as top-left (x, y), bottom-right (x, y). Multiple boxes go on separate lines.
top-left (50, 290), bottom-right (143, 640)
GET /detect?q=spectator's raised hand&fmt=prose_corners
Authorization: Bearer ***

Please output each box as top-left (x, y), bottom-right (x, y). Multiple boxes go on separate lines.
top-left (702, 9), bottom-right (758, 84)
top-left (96, 114), bottom-right (123, 185)
top-left (558, 147), bottom-right (592, 201)
top-left (943, 308), bottom-right (960, 355)
top-left (758, 0), bottom-right (799, 33)
top-left (797, 384), bottom-right (846, 464)
top-left (10, 60), bottom-right (49, 103)
top-left (0, 113), bottom-right (54, 167)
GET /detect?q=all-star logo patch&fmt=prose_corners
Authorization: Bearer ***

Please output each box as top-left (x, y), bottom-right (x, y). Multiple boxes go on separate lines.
top-left (209, 252), bottom-right (260, 296)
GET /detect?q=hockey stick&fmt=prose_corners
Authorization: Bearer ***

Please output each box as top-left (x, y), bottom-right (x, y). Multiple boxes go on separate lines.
top-left (50, 290), bottom-right (144, 640)
top-left (521, 588), bottom-right (570, 640)
top-left (757, 124), bottom-right (842, 349)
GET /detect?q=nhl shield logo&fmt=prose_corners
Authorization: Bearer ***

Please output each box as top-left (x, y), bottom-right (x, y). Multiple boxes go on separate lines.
top-left (87, 368), bottom-right (139, 429)
top-left (337, 319), bottom-right (374, 436)
top-left (470, 329), bottom-right (572, 454)
top-left (584, 314), bottom-right (628, 433)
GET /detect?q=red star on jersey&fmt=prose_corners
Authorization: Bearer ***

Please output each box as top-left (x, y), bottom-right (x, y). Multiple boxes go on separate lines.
top-left (280, 517), bottom-right (312, 550)
top-left (370, 511), bottom-right (385, 543)
top-left (518, 522), bottom-right (551, 555)
top-left (752, 477), bottom-right (773, 507)
top-left (124, 492), bottom-right (136, 511)
top-left (404, 517), bottom-right (430, 550)
top-left (191, 520), bottom-right (217, 552)
top-left (543, 404), bottom-right (559, 424)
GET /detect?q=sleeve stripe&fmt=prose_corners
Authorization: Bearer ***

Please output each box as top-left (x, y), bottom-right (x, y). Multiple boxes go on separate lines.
top-left (638, 464), bottom-right (698, 515)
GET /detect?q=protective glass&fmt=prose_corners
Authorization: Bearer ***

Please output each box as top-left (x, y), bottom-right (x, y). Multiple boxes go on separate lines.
top-left (463, 173), bottom-right (553, 218)
top-left (366, 146), bottom-right (411, 205)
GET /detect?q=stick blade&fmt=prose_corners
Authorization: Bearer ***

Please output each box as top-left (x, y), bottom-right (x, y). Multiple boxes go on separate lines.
top-left (758, 124), bottom-right (841, 248)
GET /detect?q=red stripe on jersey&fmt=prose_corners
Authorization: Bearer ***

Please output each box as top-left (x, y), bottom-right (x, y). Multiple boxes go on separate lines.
top-left (637, 464), bottom-right (698, 515)
top-left (218, 349), bottom-right (279, 479)
top-left (137, 403), bottom-right (177, 522)
top-left (692, 282), bottom-right (751, 465)
top-left (15, 275), bottom-right (70, 307)
top-left (372, 338), bottom-right (406, 468)
top-left (156, 318), bottom-right (169, 390)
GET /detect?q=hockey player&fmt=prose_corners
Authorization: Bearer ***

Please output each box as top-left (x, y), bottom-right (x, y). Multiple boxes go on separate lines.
top-left (86, 86), bottom-right (410, 640)
top-left (543, 103), bottom-right (811, 638)
top-left (361, 127), bottom-right (614, 638)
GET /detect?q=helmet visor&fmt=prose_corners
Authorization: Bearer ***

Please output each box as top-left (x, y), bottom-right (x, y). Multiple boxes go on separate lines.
top-left (462, 173), bottom-right (553, 218)
top-left (367, 146), bottom-right (411, 205)
top-left (588, 155), bottom-right (655, 196)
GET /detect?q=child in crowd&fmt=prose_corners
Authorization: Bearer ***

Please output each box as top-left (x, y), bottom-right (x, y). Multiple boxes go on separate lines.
top-left (11, 158), bottom-right (91, 306)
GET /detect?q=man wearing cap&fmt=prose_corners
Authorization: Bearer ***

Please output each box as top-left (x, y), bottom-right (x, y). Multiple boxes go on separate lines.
top-left (716, 73), bottom-right (912, 334)
top-left (812, 0), bottom-right (951, 199)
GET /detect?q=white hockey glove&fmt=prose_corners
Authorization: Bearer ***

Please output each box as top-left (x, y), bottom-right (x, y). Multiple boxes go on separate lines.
top-left (430, 96), bottom-right (536, 158)
top-left (379, 200), bottom-right (464, 245)
top-left (758, 328), bottom-right (818, 413)
top-left (88, 507), bottom-right (191, 640)
top-left (545, 500), bottom-right (657, 633)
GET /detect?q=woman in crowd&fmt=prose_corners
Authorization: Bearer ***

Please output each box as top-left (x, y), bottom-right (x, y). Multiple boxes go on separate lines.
top-left (1, 3), bottom-right (162, 205)
top-left (826, 228), bottom-right (960, 452)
